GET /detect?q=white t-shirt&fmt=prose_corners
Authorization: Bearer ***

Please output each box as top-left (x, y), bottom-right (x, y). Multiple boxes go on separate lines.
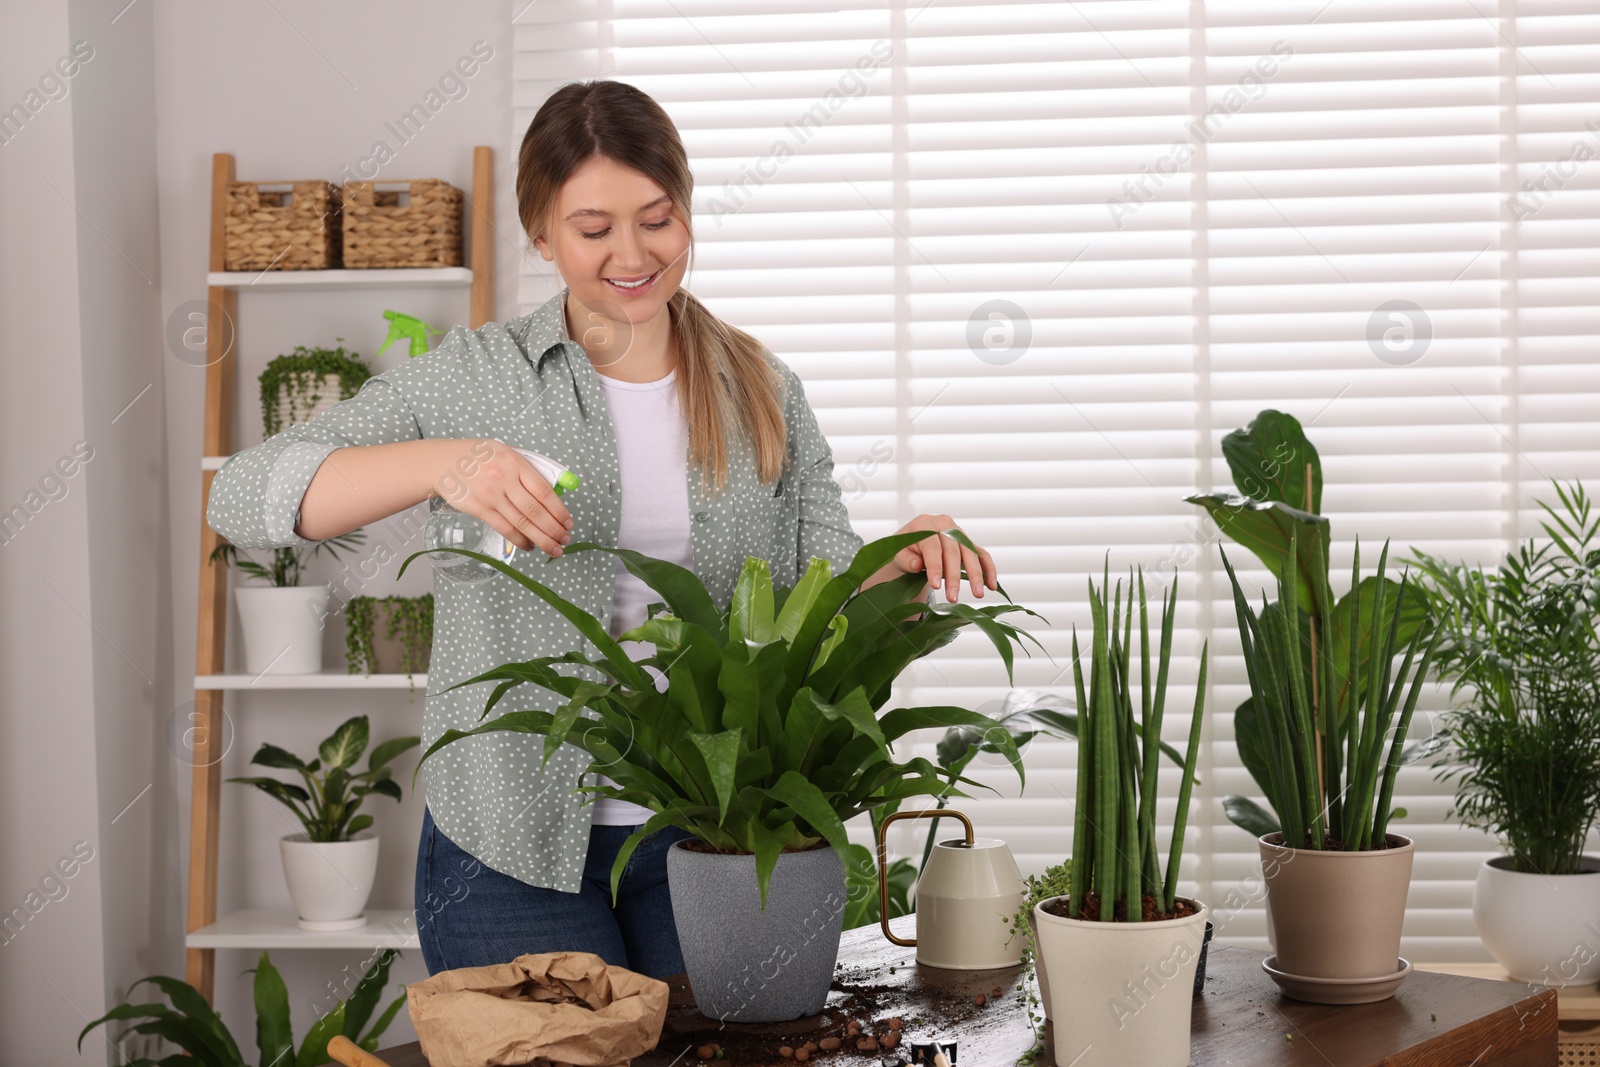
top-left (589, 366), bottom-right (693, 826)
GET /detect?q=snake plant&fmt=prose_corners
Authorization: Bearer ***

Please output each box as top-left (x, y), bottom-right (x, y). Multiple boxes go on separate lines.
top-left (403, 529), bottom-right (1048, 906)
top-left (1067, 565), bottom-right (1208, 921)
top-left (1220, 528), bottom-right (1442, 852)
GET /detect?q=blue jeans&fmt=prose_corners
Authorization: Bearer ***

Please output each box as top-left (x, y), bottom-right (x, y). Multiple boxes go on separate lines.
top-left (413, 805), bottom-right (692, 978)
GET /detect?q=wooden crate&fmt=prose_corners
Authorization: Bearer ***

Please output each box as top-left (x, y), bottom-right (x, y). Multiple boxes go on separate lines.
top-left (224, 180), bottom-right (341, 270)
top-left (341, 179), bottom-right (462, 268)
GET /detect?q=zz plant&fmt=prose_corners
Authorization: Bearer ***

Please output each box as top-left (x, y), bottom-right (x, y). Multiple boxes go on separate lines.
top-left (1062, 565), bottom-right (1207, 921)
top-left (78, 949), bottom-right (404, 1067)
top-left (231, 715), bottom-right (419, 843)
top-left (403, 529), bottom-right (1047, 906)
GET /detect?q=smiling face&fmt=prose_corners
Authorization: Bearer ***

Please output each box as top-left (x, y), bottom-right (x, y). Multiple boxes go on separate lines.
top-left (532, 155), bottom-right (692, 330)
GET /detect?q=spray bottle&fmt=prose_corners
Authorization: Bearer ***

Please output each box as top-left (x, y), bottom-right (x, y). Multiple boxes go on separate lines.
top-left (424, 449), bottom-right (581, 584)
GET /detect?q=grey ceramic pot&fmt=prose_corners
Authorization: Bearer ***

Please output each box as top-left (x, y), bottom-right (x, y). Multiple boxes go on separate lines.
top-left (667, 838), bottom-right (847, 1023)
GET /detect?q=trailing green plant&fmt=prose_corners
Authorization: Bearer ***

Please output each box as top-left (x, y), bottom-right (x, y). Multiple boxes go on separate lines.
top-left (1002, 860), bottom-right (1072, 1065)
top-left (1406, 480), bottom-right (1600, 874)
top-left (230, 715), bottom-right (419, 843)
top-left (210, 530), bottom-right (365, 588)
top-left (1062, 564), bottom-right (1208, 921)
top-left (345, 593), bottom-right (434, 677)
top-left (78, 948), bottom-right (405, 1067)
top-left (260, 340), bottom-right (372, 436)
top-left (1220, 529), bottom-right (1441, 852)
top-left (402, 529), bottom-right (1049, 907)
top-left (1187, 409), bottom-right (1429, 837)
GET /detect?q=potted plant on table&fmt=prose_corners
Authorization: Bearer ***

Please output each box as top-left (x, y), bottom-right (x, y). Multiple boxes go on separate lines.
top-left (1407, 480), bottom-right (1600, 985)
top-left (212, 529), bottom-right (365, 675)
top-left (231, 715), bottom-right (419, 930)
top-left (260, 340), bottom-right (372, 437)
top-left (405, 529), bottom-right (1046, 1023)
top-left (1031, 564), bottom-right (1210, 1067)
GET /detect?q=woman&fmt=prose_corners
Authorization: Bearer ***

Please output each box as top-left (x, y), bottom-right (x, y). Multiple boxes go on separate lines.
top-left (206, 79), bottom-right (999, 979)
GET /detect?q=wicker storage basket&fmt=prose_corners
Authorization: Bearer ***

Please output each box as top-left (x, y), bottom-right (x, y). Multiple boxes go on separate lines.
top-left (341, 179), bottom-right (463, 268)
top-left (224, 181), bottom-right (342, 271)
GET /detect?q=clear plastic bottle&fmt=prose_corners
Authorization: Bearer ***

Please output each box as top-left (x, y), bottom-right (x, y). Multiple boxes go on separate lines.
top-left (424, 448), bottom-right (581, 584)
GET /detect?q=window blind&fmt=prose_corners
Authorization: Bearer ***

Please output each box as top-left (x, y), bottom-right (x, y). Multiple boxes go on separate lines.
top-left (513, 0), bottom-right (1600, 962)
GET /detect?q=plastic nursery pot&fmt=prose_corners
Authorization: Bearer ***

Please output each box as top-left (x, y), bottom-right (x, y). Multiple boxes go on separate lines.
top-left (1032, 896), bottom-right (1209, 1067)
top-left (1474, 855), bottom-right (1600, 985)
top-left (1258, 832), bottom-right (1414, 999)
top-left (666, 839), bottom-right (846, 1023)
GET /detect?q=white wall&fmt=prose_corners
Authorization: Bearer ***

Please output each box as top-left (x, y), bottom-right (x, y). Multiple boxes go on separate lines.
top-left (151, 0), bottom-right (519, 1054)
top-left (2, 0), bottom-right (523, 1060)
top-left (0, 1), bottom-right (169, 1063)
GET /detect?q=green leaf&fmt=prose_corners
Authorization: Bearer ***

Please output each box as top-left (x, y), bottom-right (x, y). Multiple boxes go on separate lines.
top-left (766, 770), bottom-right (849, 858)
top-left (729, 557), bottom-right (776, 645)
top-left (1221, 795), bottom-right (1281, 838)
top-left (1187, 493), bottom-right (1331, 615)
top-left (1230, 697), bottom-right (1280, 819)
top-left (560, 542), bottom-right (725, 637)
top-left (814, 614), bottom-right (849, 671)
top-left (78, 1004), bottom-right (173, 1054)
top-left (775, 557), bottom-right (832, 642)
top-left (295, 1001), bottom-right (345, 1067)
top-left (318, 716), bottom-right (370, 770)
top-left (359, 992), bottom-right (408, 1051)
top-left (344, 814), bottom-right (375, 836)
top-left (250, 743), bottom-right (308, 771)
top-left (879, 705), bottom-right (1024, 787)
top-left (750, 819), bottom-right (799, 910)
top-left (253, 953), bottom-right (293, 1067)
top-left (1221, 408), bottom-right (1322, 513)
top-left (688, 728), bottom-right (743, 823)
top-left (341, 949), bottom-right (397, 1041)
top-left (366, 735), bottom-right (419, 773)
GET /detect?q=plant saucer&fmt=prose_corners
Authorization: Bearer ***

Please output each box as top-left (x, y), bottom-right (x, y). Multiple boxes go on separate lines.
top-left (1261, 956), bottom-right (1413, 1004)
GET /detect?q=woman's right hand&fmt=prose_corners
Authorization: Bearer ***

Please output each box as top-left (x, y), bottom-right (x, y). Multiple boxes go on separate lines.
top-left (434, 438), bottom-right (574, 558)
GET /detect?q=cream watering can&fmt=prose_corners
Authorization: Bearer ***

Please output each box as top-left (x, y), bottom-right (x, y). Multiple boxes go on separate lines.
top-left (877, 809), bottom-right (1024, 969)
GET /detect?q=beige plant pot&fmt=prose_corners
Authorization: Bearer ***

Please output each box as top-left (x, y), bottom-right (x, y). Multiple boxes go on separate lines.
top-left (1033, 897), bottom-right (1208, 1067)
top-left (273, 372), bottom-right (342, 433)
top-left (1259, 832), bottom-right (1414, 987)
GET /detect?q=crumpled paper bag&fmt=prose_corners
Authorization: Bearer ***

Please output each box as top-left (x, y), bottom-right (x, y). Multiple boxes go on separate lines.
top-left (406, 951), bottom-right (669, 1067)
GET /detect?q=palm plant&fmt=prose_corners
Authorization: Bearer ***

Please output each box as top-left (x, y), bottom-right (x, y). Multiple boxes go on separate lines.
top-left (403, 529), bottom-right (1048, 905)
top-left (1064, 565), bottom-right (1208, 921)
top-left (210, 529), bottom-right (366, 588)
top-left (78, 949), bottom-right (404, 1067)
top-left (1407, 480), bottom-right (1600, 874)
top-left (1220, 529), bottom-right (1442, 852)
top-left (230, 715), bottom-right (419, 843)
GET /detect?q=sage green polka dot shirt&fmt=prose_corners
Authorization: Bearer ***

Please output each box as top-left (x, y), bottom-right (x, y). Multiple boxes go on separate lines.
top-left (205, 288), bottom-right (864, 891)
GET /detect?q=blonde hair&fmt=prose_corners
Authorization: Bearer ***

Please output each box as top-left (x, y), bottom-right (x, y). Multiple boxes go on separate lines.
top-left (516, 79), bottom-right (788, 499)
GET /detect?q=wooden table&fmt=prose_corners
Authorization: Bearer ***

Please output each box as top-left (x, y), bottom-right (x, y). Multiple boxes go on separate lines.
top-left (376, 916), bottom-right (1557, 1066)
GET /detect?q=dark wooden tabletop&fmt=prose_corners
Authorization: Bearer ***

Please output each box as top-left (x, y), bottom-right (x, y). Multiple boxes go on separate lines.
top-left (376, 915), bottom-right (1557, 1067)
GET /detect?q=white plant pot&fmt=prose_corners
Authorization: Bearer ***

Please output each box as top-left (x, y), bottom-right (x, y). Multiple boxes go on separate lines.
top-left (1474, 855), bottom-right (1600, 985)
top-left (235, 584), bottom-right (329, 674)
top-left (279, 832), bottom-right (379, 931)
top-left (1033, 897), bottom-right (1208, 1067)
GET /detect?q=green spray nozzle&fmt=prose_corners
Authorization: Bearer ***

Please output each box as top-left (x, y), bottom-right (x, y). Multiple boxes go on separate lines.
top-left (375, 310), bottom-right (445, 358)
top-left (552, 470), bottom-right (581, 496)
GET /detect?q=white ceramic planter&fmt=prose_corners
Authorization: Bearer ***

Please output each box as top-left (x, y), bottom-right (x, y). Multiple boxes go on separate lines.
top-left (1033, 897), bottom-right (1209, 1067)
top-left (235, 584), bottom-right (329, 674)
top-left (1474, 855), bottom-right (1600, 985)
top-left (279, 832), bottom-right (378, 931)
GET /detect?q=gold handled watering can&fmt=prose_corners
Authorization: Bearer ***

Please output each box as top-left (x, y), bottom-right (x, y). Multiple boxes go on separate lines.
top-left (877, 809), bottom-right (1024, 969)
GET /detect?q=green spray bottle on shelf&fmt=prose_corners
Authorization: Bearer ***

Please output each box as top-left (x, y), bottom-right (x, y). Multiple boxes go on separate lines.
top-left (424, 449), bottom-right (581, 584)
top-left (375, 310), bottom-right (444, 358)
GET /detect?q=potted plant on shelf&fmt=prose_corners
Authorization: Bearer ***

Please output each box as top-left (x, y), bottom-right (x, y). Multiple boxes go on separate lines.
top-left (1189, 410), bottom-right (1444, 1003)
top-left (345, 593), bottom-right (433, 683)
top-left (1032, 564), bottom-right (1209, 1067)
top-left (405, 529), bottom-right (1046, 1023)
top-left (1407, 480), bottom-right (1600, 985)
top-left (211, 529), bottom-right (365, 675)
top-left (260, 340), bottom-right (372, 437)
top-left (231, 715), bottom-right (419, 931)
top-left (79, 948), bottom-right (406, 1065)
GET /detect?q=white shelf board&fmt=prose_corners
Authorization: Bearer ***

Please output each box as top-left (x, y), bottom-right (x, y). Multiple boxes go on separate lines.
top-left (206, 267), bottom-right (472, 291)
top-left (195, 672), bottom-right (426, 690)
top-left (187, 909), bottom-right (419, 950)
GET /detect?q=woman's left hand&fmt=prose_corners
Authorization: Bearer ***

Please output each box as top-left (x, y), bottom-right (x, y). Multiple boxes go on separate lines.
top-left (862, 514), bottom-right (997, 603)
